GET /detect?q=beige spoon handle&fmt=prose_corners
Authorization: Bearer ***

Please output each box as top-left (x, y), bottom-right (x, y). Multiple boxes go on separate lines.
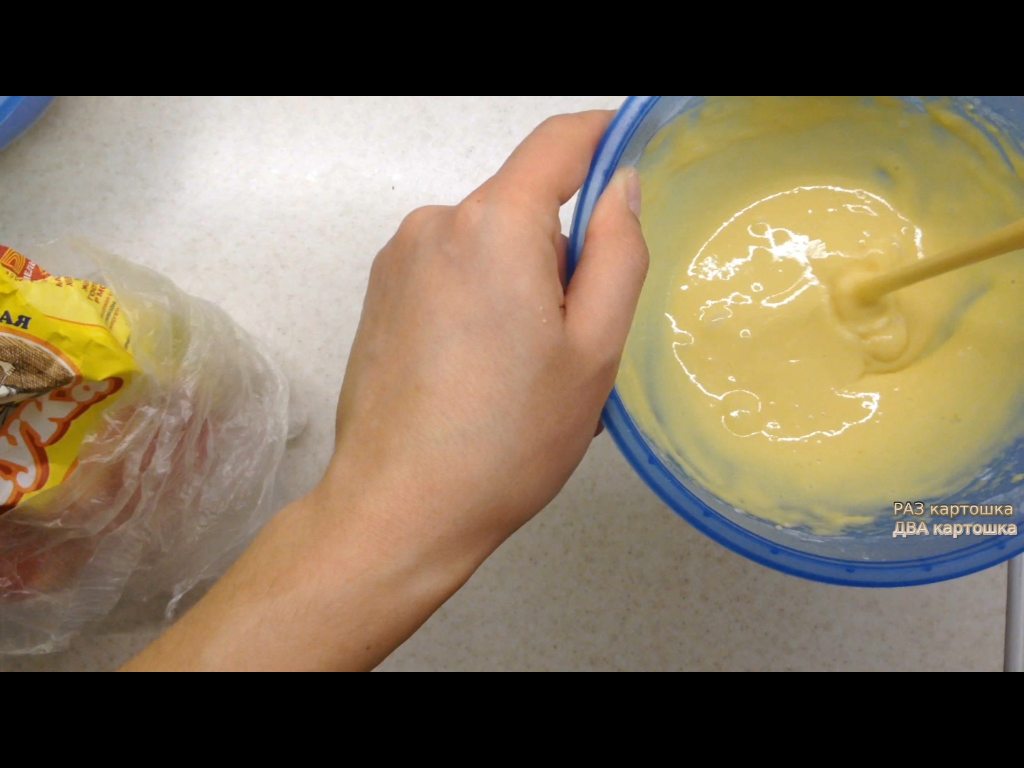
top-left (852, 218), bottom-right (1024, 303)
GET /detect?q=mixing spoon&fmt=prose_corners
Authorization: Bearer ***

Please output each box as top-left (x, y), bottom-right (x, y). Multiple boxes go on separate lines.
top-left (846, 218), bottom-right (1024, 305)
top-left (838, 219), bottom-right (1024, 672)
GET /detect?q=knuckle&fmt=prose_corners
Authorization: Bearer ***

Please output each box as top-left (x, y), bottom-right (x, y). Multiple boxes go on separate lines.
top-left (396, 205), bottom-right (448, 240)
top-left (593, 223), bottom-right (650, 275)
top-left (634, 240), bottom-right (651, 273)
top-left (452, 197), bottom-right (489, 231)
top-left (367, 248), bottom-right (390, 286)
top-left (535, 113), bottom-right (572, 137)
top-left (593, 347), bottom-right (623, 380)
top-left (569, 352), bottom-right (619, 404)
top-left (572, 324), bottom-right (626, 375)
top-left (530, 111), bottom-right (606, 145)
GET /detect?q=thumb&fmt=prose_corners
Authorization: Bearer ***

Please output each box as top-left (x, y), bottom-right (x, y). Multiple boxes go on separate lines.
top-left (565, 166), bottom-right (649, 357)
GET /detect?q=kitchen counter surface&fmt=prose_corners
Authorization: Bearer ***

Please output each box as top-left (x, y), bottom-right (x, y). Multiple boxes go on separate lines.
top-left (0, 96), bottom-right (1008, 671)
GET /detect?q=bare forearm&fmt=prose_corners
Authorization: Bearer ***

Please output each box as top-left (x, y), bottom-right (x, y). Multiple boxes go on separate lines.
top-left (122, 487), bottom-right (482, 672)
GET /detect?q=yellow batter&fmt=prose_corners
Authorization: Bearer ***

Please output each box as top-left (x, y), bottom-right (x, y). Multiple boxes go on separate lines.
top-left (619, 96), bottom-right (1024, 534)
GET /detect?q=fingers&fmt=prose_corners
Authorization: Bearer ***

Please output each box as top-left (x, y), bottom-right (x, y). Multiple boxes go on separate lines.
top-left (565, 167), bottom-right (649, 358)
top-left (478, 111), bottom-right (615, 213)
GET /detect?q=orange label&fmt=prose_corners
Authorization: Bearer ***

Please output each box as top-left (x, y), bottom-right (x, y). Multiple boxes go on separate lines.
top-left (0, 246), bottom-right (51, 282)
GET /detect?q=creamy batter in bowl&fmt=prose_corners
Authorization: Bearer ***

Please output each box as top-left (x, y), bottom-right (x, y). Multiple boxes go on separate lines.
top-left (568, 96), bottom-right (1024, 586)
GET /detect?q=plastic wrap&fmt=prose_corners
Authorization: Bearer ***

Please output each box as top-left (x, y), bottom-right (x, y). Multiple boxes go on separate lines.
top-left (0, 238), bottom-right (289, 654)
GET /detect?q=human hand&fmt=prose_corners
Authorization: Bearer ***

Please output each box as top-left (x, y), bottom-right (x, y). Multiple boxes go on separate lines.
top-left (124, 110), bottom-right (648, 671)
top-left (323, 110), bottom-right (649, 562)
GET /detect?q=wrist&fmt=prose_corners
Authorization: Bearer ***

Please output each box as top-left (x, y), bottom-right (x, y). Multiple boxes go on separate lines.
top-left (301, 480), bottom-right (484, 596)
top-left (280, 482), bottom-right (486, 669)
top-left (313, 452), bottom-right (506, 581)
top-left (123, 479), bottom-right (488, 672)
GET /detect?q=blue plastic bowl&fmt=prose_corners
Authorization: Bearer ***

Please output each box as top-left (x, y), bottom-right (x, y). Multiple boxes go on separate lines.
top-left (568, 96), bottom-right (1024, 587)
top-left (0, 96), bottom-right (55, 152)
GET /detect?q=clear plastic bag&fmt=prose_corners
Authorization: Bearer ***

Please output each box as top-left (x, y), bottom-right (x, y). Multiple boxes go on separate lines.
top-left (0, 238), bottom-right (289, 654)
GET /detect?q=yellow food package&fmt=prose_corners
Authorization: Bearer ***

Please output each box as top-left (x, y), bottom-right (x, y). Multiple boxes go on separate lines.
top-left (0, 245), bottom-right (138, 514)
top-left (0, 237), bottom-right (289, 656)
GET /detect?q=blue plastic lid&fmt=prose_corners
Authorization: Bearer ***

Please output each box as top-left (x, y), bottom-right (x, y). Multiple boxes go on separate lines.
top-left (0, 97), bottom-right (56, 152)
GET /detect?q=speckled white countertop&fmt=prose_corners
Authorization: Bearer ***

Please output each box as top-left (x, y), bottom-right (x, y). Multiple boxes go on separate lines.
top-left (0, 96), bottom-right (1008, 671)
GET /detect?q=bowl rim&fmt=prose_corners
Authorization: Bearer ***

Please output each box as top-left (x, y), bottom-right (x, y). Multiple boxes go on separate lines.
top-left (0, 96), bottom-right (56, 152)
top-left (567, 95), bottom-right (1024, 587)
